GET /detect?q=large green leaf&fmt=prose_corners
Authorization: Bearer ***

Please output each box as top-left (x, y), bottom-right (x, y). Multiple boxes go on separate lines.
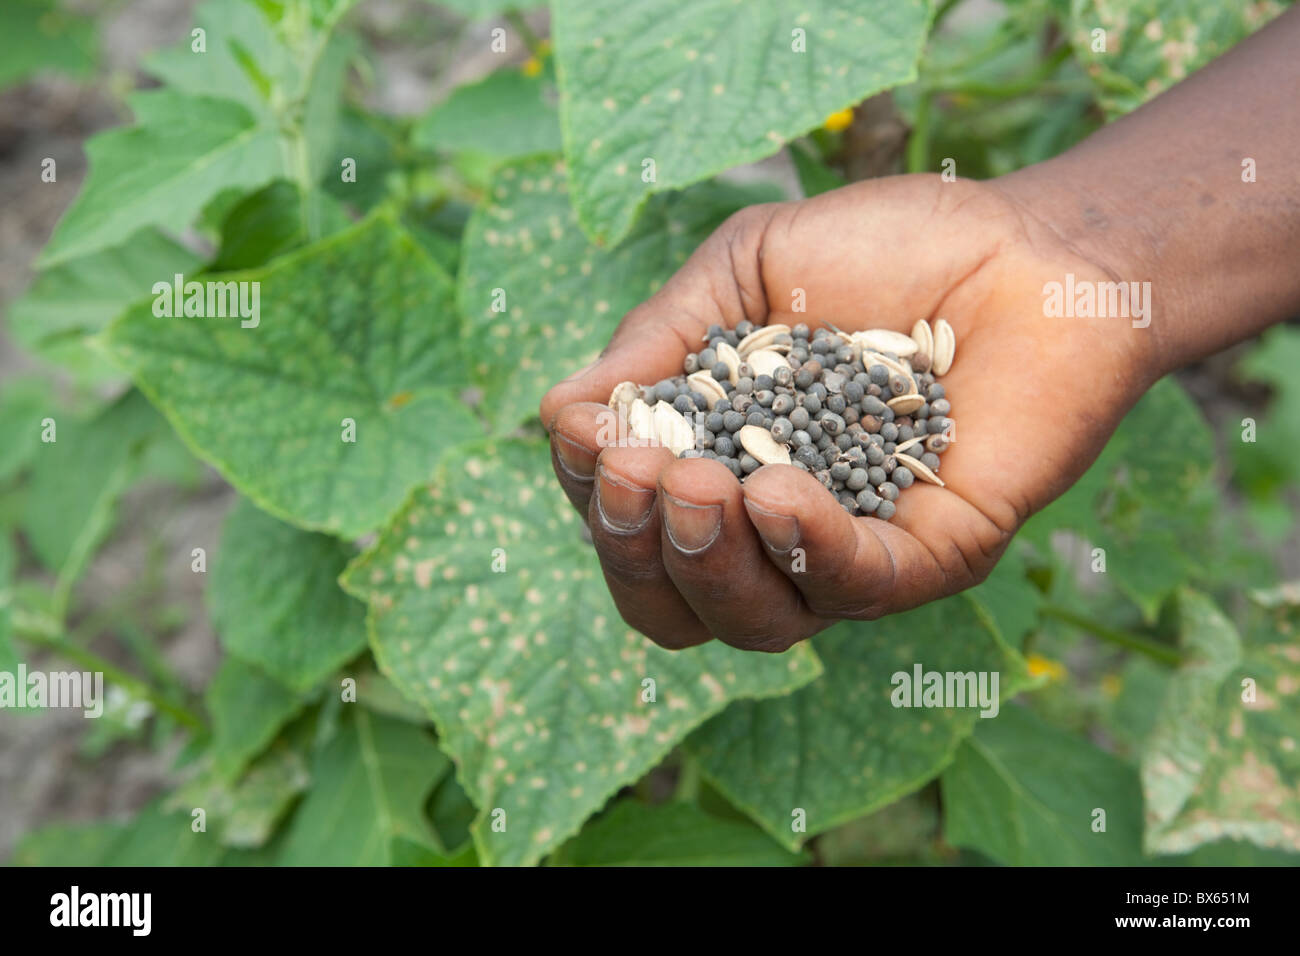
top-left (1141, 587), bottom-right (1300, 853)
top-left (458, 156), bottom-right (777, 431)
top-left (206, 656), bottom-right (310, 780)
top-left (106, 216), bottom-right (479, 538)
top-left (1068, 0), bottom-right (1293, 118)
top-left (212, 180), bottom-right (352, 271)
top-left (8, 228), bottom-right (201, 380)
top-left (341, 438), bottom-right (822, 866)
top-left (39, 91), bottom-right (284, 268)
top-left (0, 378), bottom-right (57, 484)
top-left (12, 803), bottom-right (225, 866)
top-left (684, 597), bottom-right (1031, 850)
top-left (1023, 377), bottom-right (1217, 619)
top-left (273, 708), bottom-right (453, 865)
top-left (21, 390), bottom-right (174, 577)
top-left (551, 0), bottom-right (931, 243)
top-left (553, 800), bottom-right (804, 866)
top-left (941, 703), bottom-right (1145, 865)
top-left (413, 65), bottom-right (561, 160)
top-left (211, 500), bottom-right (367, 691)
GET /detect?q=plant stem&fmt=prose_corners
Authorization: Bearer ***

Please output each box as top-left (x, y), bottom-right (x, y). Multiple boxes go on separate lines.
top-left (905, 90), bottom-right (933, 174)
top-left (933, 45), bottom-right (1073, 99)
top-left (505, 9), bottom-right (542, 57)
top-left (674, 754), bottom-right (701, 803)
top-left (13, 617), bottom-right (206, 731)
top-left (1039, 605), bottom-right (1182, 666)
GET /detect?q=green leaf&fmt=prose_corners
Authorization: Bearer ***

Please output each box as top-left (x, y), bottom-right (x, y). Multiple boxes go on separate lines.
top-left (0, 533), bottom-right (17, 672)
top-left (814, 792), bottom-right (945, 866)
top-left (0, 0), bottom-right (96, 87)
top-left (1068, 0), bottom-right (1293, 118)
top-left (39, 91), bottom-right (284, 268)
top-left (21, 390), bottom-right (172, 578)
top-left (428, 0), bottom-right (537, 17)
top-left (107, 216), bottom-right (479, 538)
top-left (941, 703), bottom-right (1144, 865)
top-left (553, 800), bottom-right (804, 866)
top-left (211, 500), bottom-right (367, 691)
top-left (1233, 326), bottom-right (1300, 512)
top-left (11, 821), bottom-right (125, 867)
top-left (0, 377), bottom-right (57, 484)
top-left (789, 139), bottom-right (847, 198)
top-left (458, 157), bottom-right (779, 431)
top-left (1023, 377), bottom-right (1217, 620)
top-left (1140, 591), bottom-right (1241, 852)
top-left (428, 772), bottom-right (476, 854)
top-left (213, 180), bottom-right (351, 271)
top-left (684, 595), bottom-right (1030, 850)
top-left (273, 708), bottom-right (452, 865)
top-left (341, 438), bottom-right (822, 866)
top-left (551, 0), bottom-right (931, 243)
top-left (413, 65), bottom-right (561, 160)
top-left (165, 747), bottom-right (310, 848)
top-left (8, 228), bottom-right (201, 383)
top-left (966, 543), bottom-right (1041, 647)
top-left (1141, 589), bottom-right (1300, 854)
top-left (206, 656), bottom-right (310, 779)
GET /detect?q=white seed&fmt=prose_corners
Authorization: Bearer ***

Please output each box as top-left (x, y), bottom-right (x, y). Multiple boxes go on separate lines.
top-left (932, 319), bottom-right (956, 375)
top-left (627, 398), bottom-right (655, 445)
top-left (746, 348), bottom-right (789, 380)
top-left (862, 350), bottom-right (915, 382)
top-left (716, 341), bottom-right (743, 385)
top-left (851, 328), bottom-right (920, 357)
top-left (894, 436), bottom-right (924, 454)
top-left (887, 393), bottom-right (925, 415)
top-left (910, 319), bottom-right (934, 365)
top-left (608, 381), bottom-right (641, 418)
top-left (652, 401), bottom-right (696, 456)
top-left (895, 452), bottom-right (945, 486)
top-left (687, 371), bottom-right (727, 408)
top-left (737, 324), bottom-right (792, 357)
top-left (737, 425), bottom-right (792, 466)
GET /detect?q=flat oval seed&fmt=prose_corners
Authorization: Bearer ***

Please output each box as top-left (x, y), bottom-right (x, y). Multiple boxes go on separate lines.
top-left (737, 425), bottom-right (792, 466)
top-left (746, 347), bottom-right (789, 381)
top-left (932, 319), bottom-right (956, 375)
top-left (911, 319), bottom-right (934, 367)
top-left (736, 324), bottom-right (792, 357)
top-left (852, 328), bottom-right (920, 357)
top-left (687, 371), bottom-right (728, 408)
top-left (887, 394), bottom-right (925, 415)
top-left (608, 381), bottom-right (641, 418)
top-left (895, 452), bottom-right (945, 486)
top-left (716, 342), bottom-right (743, 385)
top-left (652, 401), bottom-right (697, 456)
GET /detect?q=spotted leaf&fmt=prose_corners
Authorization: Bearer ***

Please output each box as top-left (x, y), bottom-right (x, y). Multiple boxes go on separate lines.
top-left (551, 0), bottom-right (931, 243)
top-left (341, 438), bottom-right (822, 866)
top-left (457, 156), bottom-right (778, 432)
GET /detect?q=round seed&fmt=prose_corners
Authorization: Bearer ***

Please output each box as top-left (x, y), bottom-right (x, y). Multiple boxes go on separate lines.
top-left (855, 489), bottom-right (881, 513)
top-left (771, 418), bottom-right (794, 442)
top-left (876, 499), bottom-right (896, 520)
top-left (893, 466), bottom-right (915, 489)
top-left (846, 468), bottom-right (869, 491)
top-left (866, 466), bottom-right (887, 486)
top-left (878, 481), bottom-right (899, 501)
top-left (830, 460), bottom-right (852, 481)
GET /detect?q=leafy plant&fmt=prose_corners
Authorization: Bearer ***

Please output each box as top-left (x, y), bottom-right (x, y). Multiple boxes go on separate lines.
top-left (2, 0), bottom-right (1297, 868)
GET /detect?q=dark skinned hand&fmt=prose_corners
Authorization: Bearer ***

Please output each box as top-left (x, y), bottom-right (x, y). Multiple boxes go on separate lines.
top-left (539, 175), bottom-right (1160, 652)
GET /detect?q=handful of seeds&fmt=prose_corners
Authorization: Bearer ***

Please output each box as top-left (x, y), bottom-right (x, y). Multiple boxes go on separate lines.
top-left (607, 319), bottom-right (957, 521)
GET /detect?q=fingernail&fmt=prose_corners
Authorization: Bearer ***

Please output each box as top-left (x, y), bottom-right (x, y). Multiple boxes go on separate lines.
top-left (662, 493), bottom-right (722, 554)
top-left (744, 500), bottom-right (800, 553)
top-left (595, 465), bottom-right (655, 533)
top-left (553, 432), bottom-right (596, 480)
top-left (560, 360), bottom-right (597, 383)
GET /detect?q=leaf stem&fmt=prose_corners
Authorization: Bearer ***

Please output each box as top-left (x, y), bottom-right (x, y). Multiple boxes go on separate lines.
top-left (12, 614), bottom-right (206, 731)
top-left (905, 90), bottom-right (932, 174)
top-left (1039, 605), bottom-right (1181, 666)
top-left (505, 9), bottom-right (543, 57)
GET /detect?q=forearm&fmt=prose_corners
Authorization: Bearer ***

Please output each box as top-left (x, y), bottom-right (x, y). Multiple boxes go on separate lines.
top-left (994, 6), bottom-right (1300, 373)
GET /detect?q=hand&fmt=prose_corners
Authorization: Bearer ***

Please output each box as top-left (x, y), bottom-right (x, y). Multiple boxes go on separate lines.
top-left (540, 174), bottom-right (1160, 652)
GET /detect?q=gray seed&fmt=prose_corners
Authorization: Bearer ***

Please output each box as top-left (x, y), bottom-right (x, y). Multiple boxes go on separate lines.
top-left (846, 468), bottom-right (869, 492)
top-left (893, 466), bottom-right (915, 489)
top-left (876, 499), bottom-right (897, 520)
top-left (856, 489), bottom-right (880, 513)
top-left (723, 410), bottom-right (746, 432)
top-left (830, 460), bottom-right (852, 481)
top-left (771, 418), bottom-right (794, 442)
top-left (699, 348), bottom-right (718, 369)
top-left (866, 466), bottom-right (887, 486)
top-left (878, 481), bottom-right (899, 501)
